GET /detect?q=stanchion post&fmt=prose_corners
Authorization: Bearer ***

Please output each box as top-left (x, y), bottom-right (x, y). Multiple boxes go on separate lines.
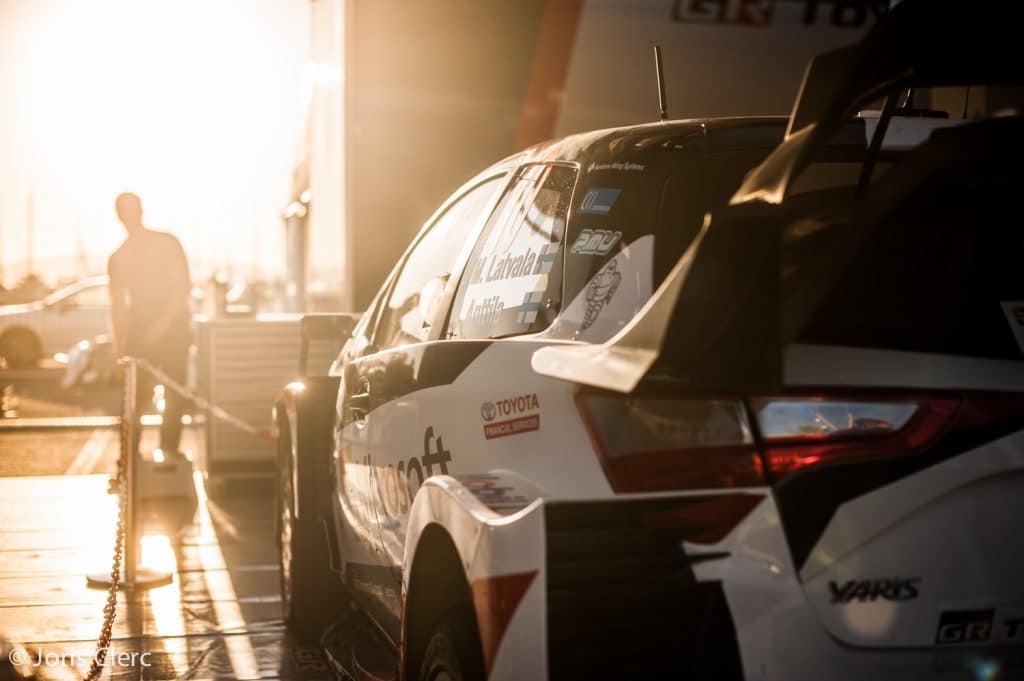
top-left (123, 358), bottom-right (173, 589)
top-left (124, 358), bottom-right (138, 588)
top-left (87, 356), bottom-right (172, 590)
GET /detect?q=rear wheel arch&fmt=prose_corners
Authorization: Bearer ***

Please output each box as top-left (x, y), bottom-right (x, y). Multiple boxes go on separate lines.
top-left (403, 523), bottom-right (483, 680)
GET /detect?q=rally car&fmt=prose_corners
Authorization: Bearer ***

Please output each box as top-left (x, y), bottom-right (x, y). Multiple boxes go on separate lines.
top-left (273, 113), bottom-right (789, 676)
top-left (274, 3), bottom-right (1023, 679)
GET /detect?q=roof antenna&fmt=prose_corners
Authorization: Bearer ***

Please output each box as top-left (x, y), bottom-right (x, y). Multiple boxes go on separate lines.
top-left (654, 45), bottom-right (668, 122)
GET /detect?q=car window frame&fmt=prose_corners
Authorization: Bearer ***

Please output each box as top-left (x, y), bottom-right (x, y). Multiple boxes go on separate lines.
top-left (441, 160), bottom-right (580, 342)
top-left (43, 278), bottom-right (107, 308)
top-left (366, 171), bottom-right (511, 352)
top-left (64, 284), bottom-right (110, 309)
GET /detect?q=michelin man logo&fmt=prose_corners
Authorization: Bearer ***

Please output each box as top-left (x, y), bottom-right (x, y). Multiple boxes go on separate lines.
top-left (582, 260), bottom-right (622, 331)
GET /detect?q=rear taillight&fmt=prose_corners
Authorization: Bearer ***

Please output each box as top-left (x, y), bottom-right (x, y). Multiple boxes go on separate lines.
top-left (575, 391), bottom-right (763, 492)
top-left (577, 390), bottom-right (964, 492)
top-left (751, 396), bottom-right (960, 482)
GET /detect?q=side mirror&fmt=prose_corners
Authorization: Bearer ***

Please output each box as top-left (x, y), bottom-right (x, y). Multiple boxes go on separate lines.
top-left (299, 313), bottom-right (359, 377)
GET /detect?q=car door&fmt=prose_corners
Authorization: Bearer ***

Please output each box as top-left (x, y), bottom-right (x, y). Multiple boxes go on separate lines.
top-left (328, 291), bottom-right (390, 617)
top-left (48, 282), bottom-right (110, 355)
top-left (334, 173), bottom-right (508, 636)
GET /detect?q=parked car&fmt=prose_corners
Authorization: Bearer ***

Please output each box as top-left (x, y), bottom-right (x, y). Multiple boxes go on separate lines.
top-left (533, 2), bottom-right (1024, 680)
top-left (0, 276), bottom-right (110, 368)
top-left (274, 110), bottom-right (790, 675)
top-left (59, 335), bottom-right (117, 389)
top-left (275, 4), bottom-right (1023, 678)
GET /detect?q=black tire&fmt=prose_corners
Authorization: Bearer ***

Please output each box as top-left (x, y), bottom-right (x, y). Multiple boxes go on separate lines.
top-left (0, 327), bottom-right (42, 368)
top-left (276, 421), bottom-right (343, 642)
top-left (418, 609), bottom-right (486, 681)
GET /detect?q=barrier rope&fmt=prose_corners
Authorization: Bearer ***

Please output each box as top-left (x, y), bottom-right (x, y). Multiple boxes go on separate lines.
top-left (134, 357), bottom-right (274, 443)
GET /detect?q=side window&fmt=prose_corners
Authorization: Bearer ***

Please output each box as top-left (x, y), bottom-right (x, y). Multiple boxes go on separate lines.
top-left (448, 164), bottom-right (577, 339)
top-left (374, 176), bottom-right (505, 350)
top-left (65, 285), bottom-right (109, 308)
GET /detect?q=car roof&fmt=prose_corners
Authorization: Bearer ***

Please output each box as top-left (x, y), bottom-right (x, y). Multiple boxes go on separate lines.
top-left (43, 275), bottom-right (109, 305)
top-left (486, 116), bottom-right (789, 173)
top-left (424, 116), bottom-right (789, 248)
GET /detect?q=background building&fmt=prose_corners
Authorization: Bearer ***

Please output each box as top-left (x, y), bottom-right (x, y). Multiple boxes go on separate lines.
top-left (293, 0), bottom-right (881, 310)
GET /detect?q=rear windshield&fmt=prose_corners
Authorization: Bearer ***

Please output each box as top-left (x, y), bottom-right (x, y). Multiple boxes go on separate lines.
top-left (787, 144), bottom-right (1024, 360)
top-left (786, 105), bottom-right (987, 204)
top-left (560, 133), bottom-right (782, 331)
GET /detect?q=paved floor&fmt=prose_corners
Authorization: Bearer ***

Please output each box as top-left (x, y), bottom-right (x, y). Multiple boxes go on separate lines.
top-left (0, 364), bottom-right (120, 420)
top-left (0, 425), bottom-right (328, 681)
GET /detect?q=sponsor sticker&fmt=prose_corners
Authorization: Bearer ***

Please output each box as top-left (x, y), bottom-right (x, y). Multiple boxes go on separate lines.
top-left (571, 229), bottom-right (622, 255)
top-left (457, 473), bottom-right (533, 513)
top-left (484, 414), bottom-right (540, 440)
top-left (586, 162), bottom-right (645, 174)
top-left (577, 187), bottom-right (622, 214)
top-left (370, 426), bottom-right (454, 518)
top-left (460, 244), bottom-right (560, 326)
top-left (480, 393), bottom-right (541, 439)
top-left (936, 609), bottom-right (994, 644)
top-left (516, 290), bottom-right (545, 325)
top-left (582, 260), bottom-right (622, 331)
top-left (934, 609), bottom-right (1024, 645)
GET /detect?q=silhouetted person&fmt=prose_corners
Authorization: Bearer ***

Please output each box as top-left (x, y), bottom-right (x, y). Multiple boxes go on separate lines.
top-left (108, 193), bottom-right (191, 456)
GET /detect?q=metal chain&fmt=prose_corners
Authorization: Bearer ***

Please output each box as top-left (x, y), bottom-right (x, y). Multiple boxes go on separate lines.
top-left (77, 356), bottom-right (268, 680)
top-left (82, 367), bottom-right (130, 681)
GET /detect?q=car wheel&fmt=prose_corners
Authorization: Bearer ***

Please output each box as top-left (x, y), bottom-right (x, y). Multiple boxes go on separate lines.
top-left (0, 327), bottom-right (42, 368)
top-left (418, 609), bottom-right (486, 681)
top-left (276, 421), bottom-right (343, 642)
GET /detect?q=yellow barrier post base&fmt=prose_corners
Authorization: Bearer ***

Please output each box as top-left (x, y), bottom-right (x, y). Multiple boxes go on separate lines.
top-left (86, 568), bottom-right (173, 590)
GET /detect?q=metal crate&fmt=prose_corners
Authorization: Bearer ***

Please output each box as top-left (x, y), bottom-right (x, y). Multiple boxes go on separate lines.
top-left (196, 316), bottom-right (340, 486)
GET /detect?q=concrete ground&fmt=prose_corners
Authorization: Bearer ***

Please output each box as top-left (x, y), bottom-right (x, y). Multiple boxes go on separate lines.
top-left (0, 363), bottom-right (119, 421)
top-left (0, 368), bottom-right (325, 681)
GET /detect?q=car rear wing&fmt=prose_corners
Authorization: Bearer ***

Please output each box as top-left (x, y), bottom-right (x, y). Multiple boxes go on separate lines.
top-left (532, 207), bottom-right (782, 394)
top-left (736, 0), bottom-right (1024, 206)
top-left (789, 0), bottom-right (1022, 138)
top-left (534, 112), bottom-right (1024, 394)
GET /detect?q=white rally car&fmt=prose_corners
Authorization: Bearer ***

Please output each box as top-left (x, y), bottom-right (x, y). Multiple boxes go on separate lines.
top-left (274, 113), bottom-right (789, 678)
top-left (274, 4), bottom-right (1024, 679)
